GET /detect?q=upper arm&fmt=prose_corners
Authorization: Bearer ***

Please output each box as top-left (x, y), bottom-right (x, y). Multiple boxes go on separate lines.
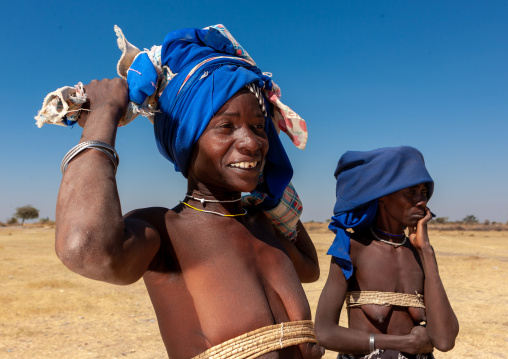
top-left (55, 208), bottom-right (162, 285)
top-left (114, 211), bottom-right (162, 283)
top-left (271, 220), bottom-right (320, 283)
top-left (315, 258), bottom-right (349, 328)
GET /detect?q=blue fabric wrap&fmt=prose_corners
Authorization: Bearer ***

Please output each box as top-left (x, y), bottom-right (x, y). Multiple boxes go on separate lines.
top-left (127, 53), bottom-right (158, 104)
top-left (327, 146), bottom-right (434, 279)
top-left (126, 27), bottom-right (293, 209)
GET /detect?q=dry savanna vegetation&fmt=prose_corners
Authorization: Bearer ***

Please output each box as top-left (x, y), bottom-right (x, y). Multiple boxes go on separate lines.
top-left (1, 224), bottom-right (507, 358)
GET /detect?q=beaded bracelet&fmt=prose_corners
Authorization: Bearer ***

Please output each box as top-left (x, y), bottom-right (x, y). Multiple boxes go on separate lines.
top-left (61, 141), bottom-right (119, 174)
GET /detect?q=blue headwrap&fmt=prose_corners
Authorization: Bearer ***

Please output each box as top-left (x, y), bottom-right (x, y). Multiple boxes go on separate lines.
top-left (125, 26), bottom-right (293, 208)
top-left (327, 146), bottom-right (434, 279)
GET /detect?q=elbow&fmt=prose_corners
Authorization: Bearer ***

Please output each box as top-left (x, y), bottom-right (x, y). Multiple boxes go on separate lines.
top-left (431, 324), bottom-right (459, 352)
top-left (314, 321), bottom-right (334, 349)
top-left (55, 229), bottom-right (92, 274)
top-left (299, 263), bottom-right (320, 283)
top-left (55, 229), bottom-right (132, 285)
top-left (434, 339), bottom-right (456, 352)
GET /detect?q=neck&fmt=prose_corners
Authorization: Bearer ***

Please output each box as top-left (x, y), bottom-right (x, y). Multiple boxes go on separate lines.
top-left (184, 186), bottom-right (243, 215)
top-left (374, 218), bottom-right (405, 242)
top-left (187, 189), bottom-right (242, 202)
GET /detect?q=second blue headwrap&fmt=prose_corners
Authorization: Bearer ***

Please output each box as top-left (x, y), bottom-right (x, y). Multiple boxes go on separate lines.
top-left (327, 146), bottom-right (434, 279)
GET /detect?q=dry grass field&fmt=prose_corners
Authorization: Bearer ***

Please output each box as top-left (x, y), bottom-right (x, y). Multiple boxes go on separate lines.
top-left (1, 225), bottom-right (507, 358)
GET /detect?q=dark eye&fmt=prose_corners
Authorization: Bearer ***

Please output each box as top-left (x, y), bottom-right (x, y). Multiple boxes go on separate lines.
top-left (218, 122), bottom-right (234, 130)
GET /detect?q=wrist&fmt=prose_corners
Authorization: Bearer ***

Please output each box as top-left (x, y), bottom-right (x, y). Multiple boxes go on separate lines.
top-left (375, 333), bottom-right (417, 354)
top-left (418, 244), bottom-right (434, 256)
top-left (403, 332), bottom-right (418, 354)
top-left (369, 334), bottom-right (375, 353)
top-left (91, 102), bottom-right (124, 122)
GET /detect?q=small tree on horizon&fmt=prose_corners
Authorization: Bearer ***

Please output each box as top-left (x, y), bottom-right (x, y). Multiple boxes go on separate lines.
top-left (15, 205), bottom-right (39, 225)
top-left (462, 214), bottom-right (479, 224)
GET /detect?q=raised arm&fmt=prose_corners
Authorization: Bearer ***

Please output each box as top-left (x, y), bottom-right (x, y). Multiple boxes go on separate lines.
top-left (314, 258), bottom-right (433, 354)
top-left (55, 78), bottom-right (160, 285)
top-left (274, 221), bottom-right (320, 283)
top-left (409, 208), bottom-right (459, 351)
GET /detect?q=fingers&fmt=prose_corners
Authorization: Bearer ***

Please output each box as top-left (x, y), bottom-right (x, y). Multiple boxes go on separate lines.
top-left (77, 78), bottom-right (129, 127)
top-left (410, 326), bottom-right (434, 353)
top-left (86, 78), bottom-right (128, 105)
top-left (418, 207), bottom-right (433, 227)
top-left (408, 224), bottom-right (417, 237)
top-left (299, 343), bottom-right (324, 358)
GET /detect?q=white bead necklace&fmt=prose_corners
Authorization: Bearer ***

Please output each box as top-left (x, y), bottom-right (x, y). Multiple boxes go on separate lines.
top-left (370, 227), bottom-right (407, 247)
top-left (185, 194), bottom-right (242, 205)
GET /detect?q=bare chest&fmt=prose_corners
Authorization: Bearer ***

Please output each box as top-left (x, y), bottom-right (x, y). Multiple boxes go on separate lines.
top-left (348, 241), bottom-right (426, 333)
top-left (143, 214), bottom-right (310, 357)
top-left (351, 240), bottom-right (424, 293)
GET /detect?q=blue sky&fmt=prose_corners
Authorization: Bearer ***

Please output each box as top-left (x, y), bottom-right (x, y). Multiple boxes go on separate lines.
top-left (1, 0), bottom-right (507, 223)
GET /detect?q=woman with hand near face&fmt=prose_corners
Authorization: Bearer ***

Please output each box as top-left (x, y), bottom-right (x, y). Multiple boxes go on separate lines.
top-left (314, 146), bottom-right (458, 359)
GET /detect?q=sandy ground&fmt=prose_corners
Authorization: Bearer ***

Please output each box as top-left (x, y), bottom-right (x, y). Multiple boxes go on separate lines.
top-left (1, 226), bottom-right (507, 358)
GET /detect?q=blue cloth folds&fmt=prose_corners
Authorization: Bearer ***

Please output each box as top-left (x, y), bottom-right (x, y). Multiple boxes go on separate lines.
top-left (327, 146), bottom-right (434, 279)
top-left (127, 53), bottom-right (158, 104)
top-left (126, 27), bottom-right (293, 208)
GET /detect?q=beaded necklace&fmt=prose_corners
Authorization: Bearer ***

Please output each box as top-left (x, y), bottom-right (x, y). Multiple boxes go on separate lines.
top-left (370, 227), bottom-right (407, 247)
top-left (372, 226), bottom-right (405, 238)
top-left (181, 201), bottom-right (247, 217)
top-left (185, 194), bottom-right (242, 205)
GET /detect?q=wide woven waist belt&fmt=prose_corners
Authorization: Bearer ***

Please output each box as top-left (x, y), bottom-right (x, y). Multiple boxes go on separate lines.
top-left (346, 291), bottom-right (425, 308)
top-left (192, 320), bottom-right (317, 359)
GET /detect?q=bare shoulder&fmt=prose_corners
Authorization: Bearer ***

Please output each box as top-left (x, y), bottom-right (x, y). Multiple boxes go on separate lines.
top-left (349, 230), bottom-right (372, 251)
top-left (243, 206), bottom-right (276, 231)
top-left (124, 206), bottom-right (182, 273)
top-left (124, 206), bottom-right (178, 227)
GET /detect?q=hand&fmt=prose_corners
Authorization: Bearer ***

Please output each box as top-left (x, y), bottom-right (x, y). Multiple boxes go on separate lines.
top-left (299, 342), bottom-right (325, 359)
top-left (407, 325), bottom-right (434, 354)
top-left (408, 207), bottom-right (432, 250)
top-left (78, 78), bottom-right (129, 127)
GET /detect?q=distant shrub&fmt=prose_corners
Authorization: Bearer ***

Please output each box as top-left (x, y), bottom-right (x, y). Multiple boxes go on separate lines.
top-left (435, 217), bottom-right (448, 224)
top-left (462, 215), bottom-right (479, 224)
top-left (7, 217), bottom-right (18, 225)
top-left (39, 217), bottom-right (56, 226)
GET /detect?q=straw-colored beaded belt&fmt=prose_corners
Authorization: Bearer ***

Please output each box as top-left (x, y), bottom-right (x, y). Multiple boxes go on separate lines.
top-left (346, 291), bottom-right (425, 308)
top-left (192, 320), bottom-right (317, 359)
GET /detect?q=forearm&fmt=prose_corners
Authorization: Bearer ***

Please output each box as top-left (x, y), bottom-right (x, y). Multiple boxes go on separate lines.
top-left (420, 245), bottom-right (459, 351)
top-left (55, 104), bottom-right (126, 280)
top-left (316, 323), bottom-right (421, 354)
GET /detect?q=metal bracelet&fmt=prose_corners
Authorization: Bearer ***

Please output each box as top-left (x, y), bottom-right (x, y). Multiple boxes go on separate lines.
top-left (369, 333), bottom-right (375, 353)
top-left (61, 141), bottom-right (119, 175)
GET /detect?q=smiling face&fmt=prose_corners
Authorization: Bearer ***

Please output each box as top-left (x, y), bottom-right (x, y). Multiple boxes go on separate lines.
top-left (377, 183), bottom-right (429, 230)
top-left (187, 88), bottom-right (269, 194)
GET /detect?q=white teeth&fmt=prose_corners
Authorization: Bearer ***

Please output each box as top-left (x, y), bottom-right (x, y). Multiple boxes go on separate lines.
top-left (229, 161), bottom-right (257, 169)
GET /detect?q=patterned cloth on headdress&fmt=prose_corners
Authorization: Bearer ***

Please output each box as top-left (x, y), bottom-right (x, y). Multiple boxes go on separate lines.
top-left (35, 25), bottom-right (308, 238)
top-left (327, 146), bottom-right (434, 279)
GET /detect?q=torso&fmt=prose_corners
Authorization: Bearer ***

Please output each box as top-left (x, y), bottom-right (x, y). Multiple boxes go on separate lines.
top-left (131, 205), bottom-right (311, 359)
top-left (347, 231), bottom-right (426, 335)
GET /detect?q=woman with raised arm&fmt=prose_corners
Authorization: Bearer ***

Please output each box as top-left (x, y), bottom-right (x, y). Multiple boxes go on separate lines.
top-left (39, 25), bottom-right (323, 358)
top-left (314, 146), bottom-right (458, 359)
